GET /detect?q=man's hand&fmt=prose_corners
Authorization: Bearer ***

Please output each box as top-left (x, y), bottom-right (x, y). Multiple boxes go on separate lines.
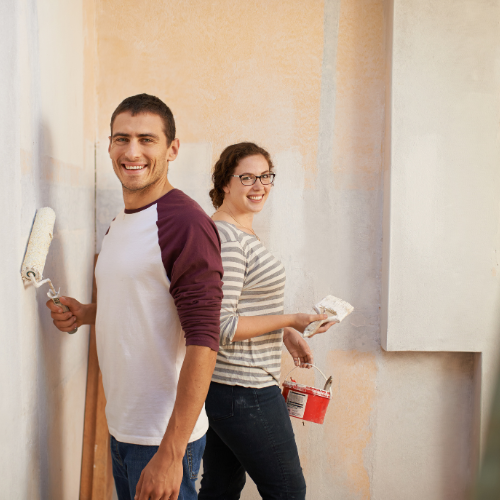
top-left (283, 327), bottom-right (314, 367)
top-left (135, 447), bottom-right (183, 500)
top-left (134, 345), bottom-right (216, 500)
top-left (45, 297), bottom-right (96, 332)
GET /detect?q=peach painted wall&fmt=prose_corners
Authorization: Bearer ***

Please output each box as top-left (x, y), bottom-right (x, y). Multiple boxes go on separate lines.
top-left (94, 1), bottom-right (477, 498)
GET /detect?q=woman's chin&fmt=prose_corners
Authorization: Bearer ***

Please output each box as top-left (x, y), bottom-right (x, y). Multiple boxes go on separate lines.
top-left (244, 198), bottom-right (267, 212)
top-left (244, 203), bottom-right (265, 214)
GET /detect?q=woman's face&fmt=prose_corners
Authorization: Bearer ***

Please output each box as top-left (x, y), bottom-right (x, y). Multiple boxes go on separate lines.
top-left (223, 154), bottom-right (273, 215)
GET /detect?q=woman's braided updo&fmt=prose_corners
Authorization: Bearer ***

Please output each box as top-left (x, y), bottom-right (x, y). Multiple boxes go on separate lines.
top-left (209, 142), bottom-right (274, 209)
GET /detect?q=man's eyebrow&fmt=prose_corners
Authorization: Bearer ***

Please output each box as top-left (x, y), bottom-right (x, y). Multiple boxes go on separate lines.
top-left (111, 132), bottom-right (160, 139)
top-left (137, 133), bottom-right (160, 139)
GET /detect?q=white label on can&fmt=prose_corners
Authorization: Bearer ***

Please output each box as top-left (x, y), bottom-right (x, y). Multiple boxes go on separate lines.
top-left (286, 390), bottom-right (308, 418)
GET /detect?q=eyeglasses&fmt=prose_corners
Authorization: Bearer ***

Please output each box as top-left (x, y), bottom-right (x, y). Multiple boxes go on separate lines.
top-left (231, 173), bottom-right (276, 186)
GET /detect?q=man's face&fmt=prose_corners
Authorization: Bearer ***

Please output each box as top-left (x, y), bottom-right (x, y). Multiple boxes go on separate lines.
top-left (108, 112), bottom-right (178, 194)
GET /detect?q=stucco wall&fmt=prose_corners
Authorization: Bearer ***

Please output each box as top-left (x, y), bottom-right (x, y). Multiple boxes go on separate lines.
top-left (382, 0), bottom-right (500, 354)
top-left (93, 1), bottom-right (480, 499)
top-left (1, 1), bottom-right (493, 498)
top-left (0, 0), bottom-right (96, 498)
top-left (382, 0), bottom-right (500, 456)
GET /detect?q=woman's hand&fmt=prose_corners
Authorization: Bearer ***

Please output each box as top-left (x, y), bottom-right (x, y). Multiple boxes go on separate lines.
top-left (307, 320), bottom-right (338, 338)
top-left (283, 328), bottom-right (313, 368)
top-left (290, 313), bottom-right (328, 333)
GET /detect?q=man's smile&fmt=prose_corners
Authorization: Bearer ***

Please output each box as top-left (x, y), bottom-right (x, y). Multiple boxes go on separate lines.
top-left (122, 163), bottom-right (147, 170)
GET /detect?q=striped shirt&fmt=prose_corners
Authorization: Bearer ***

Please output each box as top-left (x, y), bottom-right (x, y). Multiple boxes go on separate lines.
top-left (212, 221), bottom-right (286, 388)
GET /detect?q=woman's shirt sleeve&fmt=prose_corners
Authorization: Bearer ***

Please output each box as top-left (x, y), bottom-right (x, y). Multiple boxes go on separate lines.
top-left (219, 238), bottom-right (247, 345)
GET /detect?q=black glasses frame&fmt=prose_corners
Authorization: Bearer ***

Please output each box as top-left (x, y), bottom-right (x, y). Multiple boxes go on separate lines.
top-left (231, 173), bottom-right (276, 186)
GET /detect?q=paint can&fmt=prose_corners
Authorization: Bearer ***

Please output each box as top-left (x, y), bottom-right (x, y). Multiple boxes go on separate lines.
top-left (282, 364), bottom-right (331, 424)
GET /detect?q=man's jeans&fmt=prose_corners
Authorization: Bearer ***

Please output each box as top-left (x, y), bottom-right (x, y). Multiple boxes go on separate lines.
top-left (198, 382), bottom-right (306, 500)
top-left (110, 434), bottom-right (206, 500)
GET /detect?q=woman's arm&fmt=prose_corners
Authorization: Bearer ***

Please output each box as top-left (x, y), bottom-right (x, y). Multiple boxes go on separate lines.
top-left (232, 313), bottom-right (328, 341)
top-left (218, 238), bottom-right (332, 344)
top-left (283, 327), bottom-right (313, 367)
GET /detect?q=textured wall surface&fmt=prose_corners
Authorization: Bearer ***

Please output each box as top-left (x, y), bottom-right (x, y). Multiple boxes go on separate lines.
top-left (2, 0), bottom-right (494, 498)
top-left (0, 0), bottom-right (96, 497)
top-left (382, 0), bottom-right (500, 354)
top-left (381, 0), bottom-right (500, 459)
top-left (94, 1), bottom-right (479, 499)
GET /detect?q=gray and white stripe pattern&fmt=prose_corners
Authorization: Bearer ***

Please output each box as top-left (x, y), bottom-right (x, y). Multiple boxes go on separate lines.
top-left (213, 221), bottom-right (286, 388)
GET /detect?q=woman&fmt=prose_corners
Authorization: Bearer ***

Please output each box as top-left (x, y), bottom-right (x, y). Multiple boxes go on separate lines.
top-left (198, 142), bottom-right (336, 500)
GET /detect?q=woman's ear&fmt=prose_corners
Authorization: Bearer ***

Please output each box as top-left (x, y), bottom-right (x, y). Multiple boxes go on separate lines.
top-left (223, 184), bottom-right (230, 195)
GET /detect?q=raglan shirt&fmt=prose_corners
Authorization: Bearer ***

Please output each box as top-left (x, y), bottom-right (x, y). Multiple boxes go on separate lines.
top-left (95, 189), bottom-right (223, 446)
top-left (212, 221), bottom-right (286, 388)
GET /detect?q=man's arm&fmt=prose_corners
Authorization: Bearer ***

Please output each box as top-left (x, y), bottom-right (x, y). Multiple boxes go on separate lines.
top-left (140, 205), bottom-right (223, 500)
top-left (135, 345), bottom-right (216, 500)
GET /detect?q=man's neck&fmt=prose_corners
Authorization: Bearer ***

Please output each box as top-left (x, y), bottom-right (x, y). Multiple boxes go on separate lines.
top-left (122, 177), bottom-right (174, 210)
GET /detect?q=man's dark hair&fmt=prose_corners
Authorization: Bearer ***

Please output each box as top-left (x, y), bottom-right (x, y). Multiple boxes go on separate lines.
top-left (110, 94), bottom-right (176, 145)
top-left (210, 142), bottom-right (274, 209)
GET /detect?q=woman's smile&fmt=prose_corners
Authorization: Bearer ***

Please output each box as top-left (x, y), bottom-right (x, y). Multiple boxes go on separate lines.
top-left (247, 194), bottom-right (265, 202)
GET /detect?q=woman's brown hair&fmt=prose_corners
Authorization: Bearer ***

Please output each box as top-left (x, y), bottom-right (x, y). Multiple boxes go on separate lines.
top-left (210, 142), bottom-right (274, 209)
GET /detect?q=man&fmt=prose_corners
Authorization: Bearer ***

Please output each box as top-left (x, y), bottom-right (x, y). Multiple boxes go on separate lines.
top-left (47, 94), bottom-right (224, 500)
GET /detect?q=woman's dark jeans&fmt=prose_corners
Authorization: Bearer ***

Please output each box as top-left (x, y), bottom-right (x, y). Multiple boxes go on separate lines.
top-left (199, 382), bottom-right (306, 500)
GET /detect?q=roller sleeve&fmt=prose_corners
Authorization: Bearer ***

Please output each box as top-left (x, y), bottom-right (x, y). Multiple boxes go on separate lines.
top-left (21, 207), bottom-right (56, 282)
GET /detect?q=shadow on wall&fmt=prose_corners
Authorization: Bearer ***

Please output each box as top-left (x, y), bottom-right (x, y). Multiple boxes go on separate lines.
top-left (474, 355), bottom-right (500, 499)
top-left (27, 119), bottom-right (71, 498)
top-left (438, 352), bottom-right (476, 500)
top-left (474, 306), bottom-right (500, 500)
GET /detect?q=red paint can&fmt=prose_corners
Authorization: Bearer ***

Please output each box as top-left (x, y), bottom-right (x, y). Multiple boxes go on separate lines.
top-left (282, 364), bottom-right (331, 424)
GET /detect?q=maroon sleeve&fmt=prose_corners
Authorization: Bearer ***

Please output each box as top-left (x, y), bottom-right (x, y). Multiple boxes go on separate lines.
top-left (156, 191), bottom-right (223, 351)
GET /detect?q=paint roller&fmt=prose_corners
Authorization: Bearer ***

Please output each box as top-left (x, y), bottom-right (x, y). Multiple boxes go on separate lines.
top-left (21, 207), bottom-right (77, 334)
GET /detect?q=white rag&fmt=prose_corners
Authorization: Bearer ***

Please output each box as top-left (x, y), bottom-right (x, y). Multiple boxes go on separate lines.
top-left (303, 295), bottom-right (354, 338)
